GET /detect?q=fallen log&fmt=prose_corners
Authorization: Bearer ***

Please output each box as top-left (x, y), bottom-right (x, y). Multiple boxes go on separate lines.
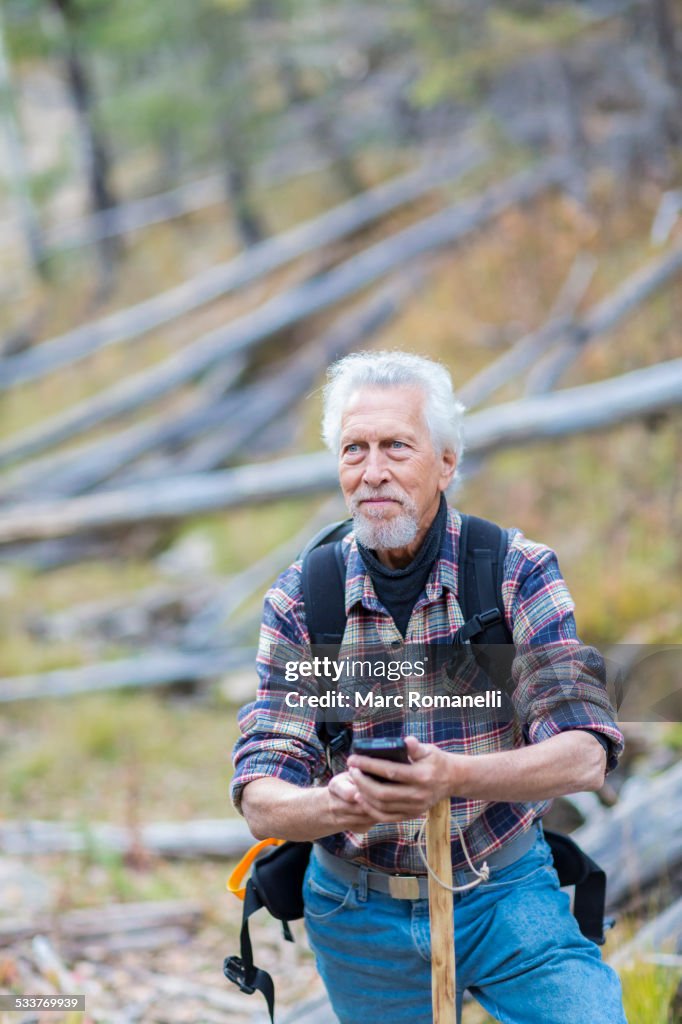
top-left (43, 173), bottom-right (228, 250)
top-left (143, 271), bottom-right (420, 480)
top-left (0, 358), bottom-right (678, 544)
top-left (458, 253), bottom-right (596, 408)
top-left (0, 390), bottom-right (246, 502)
top-left (462, 242), bottom-right (682, 408)
top-left (0, 648), bottom-right (254, 702)
top-left (17, 497), bottom-right (343, 649)
top-left (0, 901), bottom-right (205, 950)
top-left (183, 494), bottom-right (346, 648)
top-left (0, 146), bottom-right (485, 392)
top-left (0, 357), bottom-right (248, 502)
top-left (74, 926), bottom-right (192, 958)
top-left (574, 759), bottom-right (682, 909)
top-left (609, 896), bottom-right (682, 968)
top-left (12, 270), bottom-right (416, 500)
top-left (62, 900), bottom-right (204, 936)
top-left (524, 241), bottom-right (682, 394)
top-left (0, 533), bottom-right (157, 572)
top-left (26, 580), bottom-right (219, 645)
top-left (461, 357), bottom-right (682, 452)
top-left (0, 819), bottom-right (253, 859)
top-left (0, 158), bottom-right (565, 469)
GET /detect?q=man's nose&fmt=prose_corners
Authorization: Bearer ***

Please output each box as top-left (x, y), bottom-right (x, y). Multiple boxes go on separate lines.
top-left (362, 448), bottom-right (391, 487)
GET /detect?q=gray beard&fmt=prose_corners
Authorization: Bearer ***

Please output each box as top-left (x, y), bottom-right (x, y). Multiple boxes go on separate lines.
top-left (351, 507), bottom-right (419, 551)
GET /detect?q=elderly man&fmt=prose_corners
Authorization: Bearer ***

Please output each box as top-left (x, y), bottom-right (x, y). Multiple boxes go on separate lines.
top-left (231, 351), bottom-right (627, 1024)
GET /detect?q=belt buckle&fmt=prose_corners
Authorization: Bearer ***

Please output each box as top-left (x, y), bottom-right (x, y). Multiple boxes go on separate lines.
top-left (388, 874), bottom-right (421, 900)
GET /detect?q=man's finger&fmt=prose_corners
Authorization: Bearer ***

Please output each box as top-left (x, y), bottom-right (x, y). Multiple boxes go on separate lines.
top-left (331, 772), bottom-right (360, 801)
top-left (404, 735), bottom-right (431, 761)
top-left (346, 756), bottom-right (413, 784)
top-left (354, 784), bottom-right (424, 813)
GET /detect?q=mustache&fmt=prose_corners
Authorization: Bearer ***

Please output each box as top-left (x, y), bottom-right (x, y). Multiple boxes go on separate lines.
top-left (351, 488), bottom-right (406, 505)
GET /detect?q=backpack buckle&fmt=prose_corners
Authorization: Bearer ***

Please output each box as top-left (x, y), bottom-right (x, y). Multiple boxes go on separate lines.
top-left (477, 608), bottom-right (503, 630)
top-left (223, 956), bottom-right (256, 994)
top-left (325, 727), bottom-right (352, 770)
top-left (453, 607), bottom-right (503, 647)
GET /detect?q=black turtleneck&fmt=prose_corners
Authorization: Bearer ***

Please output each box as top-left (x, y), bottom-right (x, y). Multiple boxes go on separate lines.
top-left (357, 494), bottom-right (447, 638)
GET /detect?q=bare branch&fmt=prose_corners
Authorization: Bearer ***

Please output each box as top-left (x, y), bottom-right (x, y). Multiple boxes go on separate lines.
top-left (0, 146), bottom-right (485, 392)
top-left (0, 158), bottom-right (565, 469)
top-left (0, 358), bottom-right (678, 545)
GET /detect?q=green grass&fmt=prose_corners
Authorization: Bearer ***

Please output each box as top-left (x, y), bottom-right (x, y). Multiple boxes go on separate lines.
top-left (621, 962), bottom-right (678, 1023)
top-left (0, 691), bottom-right (243, 822)
top-left (410, 3), bottom-right (589, 106)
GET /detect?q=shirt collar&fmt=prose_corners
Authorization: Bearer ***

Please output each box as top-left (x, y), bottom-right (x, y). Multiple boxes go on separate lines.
top-left (344, 505), bottom-right (461, 614)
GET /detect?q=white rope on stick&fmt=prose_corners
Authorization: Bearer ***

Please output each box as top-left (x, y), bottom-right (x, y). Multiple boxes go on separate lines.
top-left (417, 817), bottom-right (490, 893)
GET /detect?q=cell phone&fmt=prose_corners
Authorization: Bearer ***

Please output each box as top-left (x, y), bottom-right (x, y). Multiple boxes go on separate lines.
top-left (350, 737), bottom-right (410, 783)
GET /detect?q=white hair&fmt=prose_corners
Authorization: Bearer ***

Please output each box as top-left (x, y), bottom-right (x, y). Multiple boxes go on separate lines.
top-left (321, 350), bottom-right (466, 459)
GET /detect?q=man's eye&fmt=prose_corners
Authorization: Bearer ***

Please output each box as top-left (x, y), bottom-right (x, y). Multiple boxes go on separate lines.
top-left (344, 444), bottom-right (360, 454)
top-left (391, 441), bottom-right (406, 449)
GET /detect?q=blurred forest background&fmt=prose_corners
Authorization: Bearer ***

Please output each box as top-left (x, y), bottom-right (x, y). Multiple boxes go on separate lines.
top-left (0, 0), bottom-right (681, 1021)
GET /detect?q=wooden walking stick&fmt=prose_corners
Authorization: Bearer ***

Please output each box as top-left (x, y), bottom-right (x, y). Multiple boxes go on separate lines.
top-left (427, 797), bottom-right (456, 1022)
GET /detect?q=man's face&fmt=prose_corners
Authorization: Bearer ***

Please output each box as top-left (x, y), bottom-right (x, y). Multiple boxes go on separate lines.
top-left (338, 385), bottom-right (457, 555)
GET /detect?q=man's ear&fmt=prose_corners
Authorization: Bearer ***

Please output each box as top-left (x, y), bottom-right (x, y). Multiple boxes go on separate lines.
top-left (439, 448), bottom-right (457, 490)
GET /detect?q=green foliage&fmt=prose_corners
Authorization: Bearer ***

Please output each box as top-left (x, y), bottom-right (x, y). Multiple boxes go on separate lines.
top-left (5, 748), bottom-right (54, 802)
top-left (663, 723), bottom-right (682, 751)
top-left (0, 692), bottom-right (243, 821)
top-left (621, 963), bottom-right (678, 1023)
top-left (29, 160), bottom-right (71, 204)
top-left (405, 1), bottom-right (586, 107)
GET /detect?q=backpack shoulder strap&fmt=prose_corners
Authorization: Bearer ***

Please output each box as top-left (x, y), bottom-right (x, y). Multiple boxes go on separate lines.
top-left (301, 522), bottom-right (353, 759)
top-left (458, 513), bottom-right (512, 645)
top-left (299, 518), bottom-right (353, 562)
top-left (301, 521), bottom-right (352, 646)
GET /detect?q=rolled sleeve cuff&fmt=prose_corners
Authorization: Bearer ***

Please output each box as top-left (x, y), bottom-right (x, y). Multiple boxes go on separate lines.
top-left (230, 750), bottom-right (315, 814)
top-left (528, 701), bottom-right (624, 773)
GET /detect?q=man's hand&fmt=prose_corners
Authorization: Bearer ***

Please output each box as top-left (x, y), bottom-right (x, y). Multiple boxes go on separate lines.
top-left (346, 736), bottom-right (453, 821)
top-left (326, 771), bottom-right (385, 832)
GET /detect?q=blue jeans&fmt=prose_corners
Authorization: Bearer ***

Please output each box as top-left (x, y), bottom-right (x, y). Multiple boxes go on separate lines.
top-left (303, 829), bottom-right (627, 1024)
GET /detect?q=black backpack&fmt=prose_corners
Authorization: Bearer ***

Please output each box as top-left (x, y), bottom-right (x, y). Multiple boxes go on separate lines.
top-left (224, 514), bottom-right (610, 1021)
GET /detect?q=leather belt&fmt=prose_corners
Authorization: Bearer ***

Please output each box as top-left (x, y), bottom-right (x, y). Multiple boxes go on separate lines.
top-left (314, 823), bottom-right (539, 901)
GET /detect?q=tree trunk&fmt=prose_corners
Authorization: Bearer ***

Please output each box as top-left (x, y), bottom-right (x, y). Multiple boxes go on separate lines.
top-left (49, 0), bottom-right (120, 291)
top-left (311, 99), bottom-right (365, 196)
top-left (224, 155), bottom-right (267, 247)
top-left (0, 8), bottom-right (45, 275)
top-left (652, 0), bottom-right (682, 140)
top-left (653, 0), bottom-right (682, 86)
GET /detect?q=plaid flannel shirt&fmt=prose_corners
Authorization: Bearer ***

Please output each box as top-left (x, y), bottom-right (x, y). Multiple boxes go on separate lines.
top-left (231, 506), bottom-right (624, 873)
